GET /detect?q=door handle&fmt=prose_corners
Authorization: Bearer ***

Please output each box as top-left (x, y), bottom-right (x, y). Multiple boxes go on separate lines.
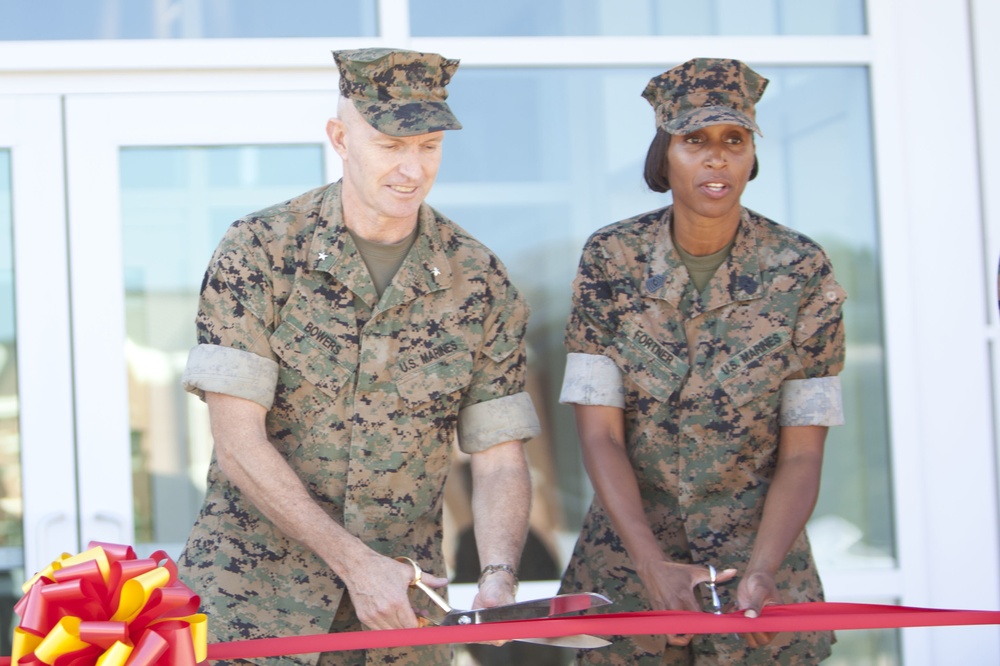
top-left (35, 511), bottom-right (69, 572)
top-left (89, 511), bottom-right (128, 543)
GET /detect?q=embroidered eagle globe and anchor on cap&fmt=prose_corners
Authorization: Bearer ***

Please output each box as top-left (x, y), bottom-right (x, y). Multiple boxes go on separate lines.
top-left (332, 47), bottom-right (463, 137)
top-left (642, 56), bottom-right (769, 136)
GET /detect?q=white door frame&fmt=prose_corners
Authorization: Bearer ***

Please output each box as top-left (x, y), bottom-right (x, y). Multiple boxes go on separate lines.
top-left (0, 95), bottom-right (79, 576)
top-left (869, 0), bottom-right (1000, 663)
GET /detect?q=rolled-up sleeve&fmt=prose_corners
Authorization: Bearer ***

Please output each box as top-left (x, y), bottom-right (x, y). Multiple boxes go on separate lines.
top-left (455, 269), bottom-right (539, 452)
top-left (182, 344), bottom-right (279, 409)
top-left (793, 258), bottom-right (847, 380)
top-left (559, 352), bottom-right (625, 408)
top-left (458, 391), bottom-right (540, 453)
top-left (780, 376), bottom-right (844, 426)
top-left (783, 250), bottom-right (847, 427)
top-left (183, 219), bottom-right (279, 408)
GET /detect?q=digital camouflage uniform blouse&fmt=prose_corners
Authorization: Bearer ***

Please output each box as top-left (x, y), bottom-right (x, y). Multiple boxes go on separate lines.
top-left (179, 181), bottom-right (539, 666)
top-left (559, 206), bottom-right (846, 665)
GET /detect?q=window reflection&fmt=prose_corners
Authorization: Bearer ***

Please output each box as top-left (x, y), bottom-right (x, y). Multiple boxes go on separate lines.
top-left (412, 0), bottom-right (865, 36)
top-left (0, 0), bottom-right (376, 40)
top-left (119, 145), bottom-right (324, 551)
top-left (745, 67), bottom-right (894, 570)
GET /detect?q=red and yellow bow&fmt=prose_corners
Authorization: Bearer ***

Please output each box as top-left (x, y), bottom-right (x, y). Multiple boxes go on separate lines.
top-left (11, 542), bottom-right (205, 666)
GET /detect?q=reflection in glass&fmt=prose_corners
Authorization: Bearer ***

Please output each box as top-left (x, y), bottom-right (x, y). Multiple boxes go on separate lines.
top-left (412, 0), bottom-right (865, 36)
top-left (0, 150), bottom-right (22, 655)
top-left (745, 67), bottom-right (894, 572)
top-left (0, 0), bottom-right (376, 40)
top-left (431, 65), bottom-right (894, 662)
top-left (119, 145), bottom-right (324, 554)
top-left (826, 622), bottom-right (901, 666)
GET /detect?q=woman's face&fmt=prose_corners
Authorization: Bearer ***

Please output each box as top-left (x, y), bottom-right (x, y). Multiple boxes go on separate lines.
top-left (666, 123), bottom-right (756, 224)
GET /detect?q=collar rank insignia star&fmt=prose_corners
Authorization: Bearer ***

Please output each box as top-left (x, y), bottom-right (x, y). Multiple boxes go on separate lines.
top-left (431, 266), bottom-right (441, 277)
top-left (318, 252), bottom-right (329, 261)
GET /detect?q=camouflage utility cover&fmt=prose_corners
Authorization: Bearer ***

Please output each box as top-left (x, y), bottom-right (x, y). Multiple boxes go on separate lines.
top-left (643, 57), bottom-right (768, 136)
top-left (179, 181), bottom-right (535, 666)
top-left (333, 47), bottom-right (462, 137)
top-left (559, 206), bottom-right (846, 665)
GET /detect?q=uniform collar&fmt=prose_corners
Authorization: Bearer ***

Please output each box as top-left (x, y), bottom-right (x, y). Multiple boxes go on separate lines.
top-left (644, 207), bottom-right (763, 315)
top-left (308, 181), bottom-right (452, 310)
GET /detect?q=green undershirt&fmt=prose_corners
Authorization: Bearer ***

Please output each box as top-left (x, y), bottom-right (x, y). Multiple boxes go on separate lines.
top-left (674, 236), bottom-right (736, 293)
top-left (348, 226), bottom-right (418, 298)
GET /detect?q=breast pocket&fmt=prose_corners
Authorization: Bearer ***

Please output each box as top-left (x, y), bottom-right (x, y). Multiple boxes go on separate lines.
top-left (714, 329), bottom-right (802, 408)
top-left (391, 338), bottom-right (474, 410)
top-left (614, 322), bottom-right (688, 403)
top-left (269, 319), bottom-right (356, 400)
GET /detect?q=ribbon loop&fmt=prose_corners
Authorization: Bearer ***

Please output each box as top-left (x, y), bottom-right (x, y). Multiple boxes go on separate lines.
top-left (10, 543), bottom-right (205, 666)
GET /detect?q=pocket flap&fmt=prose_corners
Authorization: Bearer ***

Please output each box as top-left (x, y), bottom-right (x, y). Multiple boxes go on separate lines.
top-left (269, 319), bottom-right (355, 399)
top-left (614, 323), bottom-right (688, 402)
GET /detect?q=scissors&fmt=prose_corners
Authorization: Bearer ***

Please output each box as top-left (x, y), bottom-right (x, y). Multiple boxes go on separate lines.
top-left (703, 564), bottom-right (723, 615)
top-left (396, 556), bottom-right (612, 649)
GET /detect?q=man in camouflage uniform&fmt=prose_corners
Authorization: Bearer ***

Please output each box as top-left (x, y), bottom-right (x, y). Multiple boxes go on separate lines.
top-left (558, 58), bottom-right (846, 664)
top-left (179, 48), bottom-right (540, 666)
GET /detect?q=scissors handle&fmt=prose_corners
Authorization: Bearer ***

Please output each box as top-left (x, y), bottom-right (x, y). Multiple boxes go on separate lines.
top-left (395, 556), bottom-right (452, 614)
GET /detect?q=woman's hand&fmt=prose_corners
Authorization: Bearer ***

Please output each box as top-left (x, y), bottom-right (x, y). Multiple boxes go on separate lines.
top-left (638, 560), bottom-right (737, 646)
top-left (736, 570), bottom-right (780, 647)
top-left (736, 425), bottom-right (827, 647)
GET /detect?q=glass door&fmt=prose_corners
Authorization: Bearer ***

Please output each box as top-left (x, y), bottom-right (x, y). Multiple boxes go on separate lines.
top-left (0, 95), bottom-right (78, 649)
top-left (63, 90), bottom-right (338, 557)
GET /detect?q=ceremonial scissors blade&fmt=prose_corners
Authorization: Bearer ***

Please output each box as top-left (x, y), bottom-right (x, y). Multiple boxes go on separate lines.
top-left (439, 592), bottom-right (613, 626)
top-left (396, 557), bottom-right (612, 649)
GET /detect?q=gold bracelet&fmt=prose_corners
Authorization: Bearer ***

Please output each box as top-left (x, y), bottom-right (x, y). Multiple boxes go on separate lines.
top-left (478, 563), bottom-right (519, 591)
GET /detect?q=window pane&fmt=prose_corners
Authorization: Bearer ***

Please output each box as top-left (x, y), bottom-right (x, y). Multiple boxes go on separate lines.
top-left (0, 150), bottom-right (22, 657)
top-left (0, 0), bottom-right (376, 40)
top-left (431, 66), bottom-right (893, 660)
top-left (412, 0), bottom-right (865, 36)
top-left (119, 145), bottom-right (324, 553)
top-left (746, 68), bottom-right (897, 573)
top-left (826, 624), bottom-right (901, 666)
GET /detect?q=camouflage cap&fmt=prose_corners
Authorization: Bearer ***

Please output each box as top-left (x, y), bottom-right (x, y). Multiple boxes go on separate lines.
top-left (333, 47), bottom-right (462, 137)
top-left (642, 57), bottom-right (768, 136)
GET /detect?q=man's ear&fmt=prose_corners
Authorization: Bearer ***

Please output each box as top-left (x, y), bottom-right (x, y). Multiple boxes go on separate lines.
top-left (327, 118), bottom-right (348, 158)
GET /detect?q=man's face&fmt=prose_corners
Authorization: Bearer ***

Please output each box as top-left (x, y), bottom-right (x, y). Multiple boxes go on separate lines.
top-left (328, 102), bottom-right (444, 228)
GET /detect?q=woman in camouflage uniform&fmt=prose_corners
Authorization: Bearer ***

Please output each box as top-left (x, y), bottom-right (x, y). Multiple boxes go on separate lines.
top-left (558, 58), bottom-right (847, 665)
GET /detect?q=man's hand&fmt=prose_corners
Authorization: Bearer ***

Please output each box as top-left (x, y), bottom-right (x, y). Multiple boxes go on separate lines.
top-left (470, 568), bottom-right (518, 646)
top-left (471, 569), bottom-right (517, 610)
top-left (736, 570), bottom-right (780, 647)
top-left (342, 553), bottom-right (448, 631)
top-left (637, 560), bottom-right (737, 646)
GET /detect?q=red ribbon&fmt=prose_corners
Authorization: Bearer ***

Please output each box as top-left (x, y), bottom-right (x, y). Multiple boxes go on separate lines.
top-left (4, 589), bottom-right (998, 664)
top-left (198, 602), bottom-right (1000, 661)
